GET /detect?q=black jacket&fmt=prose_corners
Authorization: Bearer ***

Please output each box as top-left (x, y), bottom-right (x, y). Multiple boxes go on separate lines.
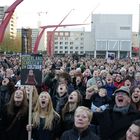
top-left (60, 127), bottom-right (100, 140)
top-left (32, 115), bottom-right (61, 140)
top-left (93, 105), bottom-right (140, 140)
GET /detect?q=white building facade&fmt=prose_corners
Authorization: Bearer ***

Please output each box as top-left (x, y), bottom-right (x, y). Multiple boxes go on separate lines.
top-left (53, 30), bottom-right (92, 56)
top-left (91, 14), bottom-right (132, 59)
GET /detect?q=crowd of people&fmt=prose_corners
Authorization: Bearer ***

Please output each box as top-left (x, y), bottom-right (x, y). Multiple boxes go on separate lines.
top-left (0, 54), bottom-right (140, 140)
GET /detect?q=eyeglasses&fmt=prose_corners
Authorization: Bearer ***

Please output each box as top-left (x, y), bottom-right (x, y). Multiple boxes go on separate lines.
top-left (115, 92), bottom-right (128, 96)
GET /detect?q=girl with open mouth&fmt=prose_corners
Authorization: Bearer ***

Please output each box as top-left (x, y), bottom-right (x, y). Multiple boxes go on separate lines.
top-left (131, 86), bottom-right (140, 111)
top-left (1, 88), bottom-right (28, 140)
top-left (27, 91), bottom-right (60, 140)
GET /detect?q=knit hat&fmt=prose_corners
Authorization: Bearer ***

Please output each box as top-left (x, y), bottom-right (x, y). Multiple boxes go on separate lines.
top-left (114, 86), bottom-right (130, 97)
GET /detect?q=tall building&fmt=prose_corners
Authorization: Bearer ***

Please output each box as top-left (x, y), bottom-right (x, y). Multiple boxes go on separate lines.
top-left (0, 6), bottom-right (17, 39)
top-left (92, 14), bottom-right (132, 59)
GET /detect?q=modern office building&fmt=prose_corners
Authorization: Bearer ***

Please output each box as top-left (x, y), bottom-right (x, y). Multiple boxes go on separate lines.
top-left (91, 14), bottom-right (132, 59)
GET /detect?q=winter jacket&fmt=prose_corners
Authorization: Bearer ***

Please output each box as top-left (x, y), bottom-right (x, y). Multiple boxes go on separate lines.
top-left (93, 105), bottom-right (140, 140)
top-left (32, 115), bottom-right (60, 140)
top-left (61, 110), bottom-right (75, 134)
top-left (0, 86), bottom-right (11, 118)
top-left (2, 106), bottom-right (28, 140)
top-left (60, 127), bottom-right (100, 140)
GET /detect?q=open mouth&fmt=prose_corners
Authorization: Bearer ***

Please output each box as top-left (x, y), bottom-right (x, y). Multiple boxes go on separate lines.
top-left (69, 96), bottom-right (73, 99)
top-left (118, 98), bottom-right (123, 103)
top-left (133, 95), bottom-right (139, 99)
top-left (41, 101), bottom-right (46, 104)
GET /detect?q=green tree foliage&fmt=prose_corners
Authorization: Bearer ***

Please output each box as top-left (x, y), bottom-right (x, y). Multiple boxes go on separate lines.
top-left (0, 34), bottom-right (21, 53)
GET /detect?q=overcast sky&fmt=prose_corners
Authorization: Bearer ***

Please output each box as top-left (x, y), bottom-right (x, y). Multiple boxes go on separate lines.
top-left (1, 0), bottom-right (140, 31)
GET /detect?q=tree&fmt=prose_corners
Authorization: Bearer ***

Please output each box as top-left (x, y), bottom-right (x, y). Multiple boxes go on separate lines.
top-left (0, 34), bottom-right (21, 53)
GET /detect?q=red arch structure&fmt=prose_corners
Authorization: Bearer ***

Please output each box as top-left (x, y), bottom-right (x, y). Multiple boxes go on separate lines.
top-left (33, 24), bottom-right (87, 55)
top-left (0, 0), bottom-right (23, 43)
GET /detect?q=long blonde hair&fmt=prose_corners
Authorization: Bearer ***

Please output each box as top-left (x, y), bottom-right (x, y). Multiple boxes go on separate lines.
top-left (33, 91), bottom-right (60, 130)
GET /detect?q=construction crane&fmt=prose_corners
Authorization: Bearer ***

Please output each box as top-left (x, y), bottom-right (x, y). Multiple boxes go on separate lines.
top-left (83, 3), bottom-right (100, 24)
top-left (33, 9), bottom-right (74, 54)
top-left (0, 0), bottom-right (23, 43)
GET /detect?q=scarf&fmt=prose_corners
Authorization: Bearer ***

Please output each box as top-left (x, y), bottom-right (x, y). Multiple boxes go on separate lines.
top-left (113, 105), bottom-right (130, 114)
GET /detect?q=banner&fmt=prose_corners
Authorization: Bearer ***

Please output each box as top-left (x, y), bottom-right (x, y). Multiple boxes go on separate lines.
top-left (21, 54), bottom-right (43, 85)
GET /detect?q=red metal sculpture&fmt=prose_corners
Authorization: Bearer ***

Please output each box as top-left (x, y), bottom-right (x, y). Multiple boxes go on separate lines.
top-left (0, 0), bottom-right (23, 43)
top-left (33, 24), bottom-right (86, 54)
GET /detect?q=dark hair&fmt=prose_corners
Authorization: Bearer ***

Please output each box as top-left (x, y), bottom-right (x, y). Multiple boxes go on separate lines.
top-left (62, 90), bottom-right (82, 120)
top-left (120, 119), bottom-right (140, 140)
top-left (6, 89), bottom-right (28, 117)
top-left (133, 119), bottom-right (140, 128)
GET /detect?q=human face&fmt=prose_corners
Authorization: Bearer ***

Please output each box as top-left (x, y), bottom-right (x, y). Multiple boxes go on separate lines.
top-left (39, 92), bottom-right (49, 109)
top-left (14, 90), bottom-right (24, 106)
top-left (76, 76), bottom-right (81, 85)
top-left (29, 70), bottom-right (33, 75)
top-left (74, 109), bottom-right (90, 131)
top-left (2, 77), bottom-right (9, 86)
top-left (57, 84), bottom-right (67, 97)
top-left (115, 92), bottom-right (131, 107)
top-left (125, 80), bottom-right (131, 88)
top-left (126, 124), bottom-right (140, 140)
top-left (99, 89), bottom-right (106, 97)
top-left (106, 76), bottom-right (113, 84)
top-left (131, 88), bottom-right (140, 103)
top-left (68, 91), bottom-right (78, 103)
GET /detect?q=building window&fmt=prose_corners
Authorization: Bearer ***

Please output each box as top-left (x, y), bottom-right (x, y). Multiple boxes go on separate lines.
top-left (80, 46), bottom-right (84, 49)
top-left (59, 32), bottom-right (63, 36)
top-left (70, 51), bottom-right (73, 54)
top-left (60, 42), bottom-right (63, 45)
top-left (81, 38), bottom-right (84, 41)
top-left (65, 46), bottom-right (68, 49)
top-left (70, 46), bottom-right (73, 49)
top-left (65, 37), bottom-right (68, 40)
top-left (60, 51), bottom-right (63, 54)
top-left (70, 42), bottom-right (73, 45)
top-left (65, 42), bottom-right (68, 45)
top-left (55, 37), bottom-right (58, 40)
top-left (65, 51), bottom-right (68, 53)
top-left (55, 42), bottom-right (58, 45)
top-left (80, 51), bottom-right (84, 54)
top-left (60, 46), bottom-right (63, 49)
top-left (55, 32), bottom-right (58, 36)
top-left (65, 32), bottom-right (69, 36)
top-left (120, 26), bottom-right (131, 30)
top-left (60, 37), bottom-right (63, 40)
top-left (75, 46), bottom-right (79, 50)
top-left (55, 46), bottom-right (58, 49)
